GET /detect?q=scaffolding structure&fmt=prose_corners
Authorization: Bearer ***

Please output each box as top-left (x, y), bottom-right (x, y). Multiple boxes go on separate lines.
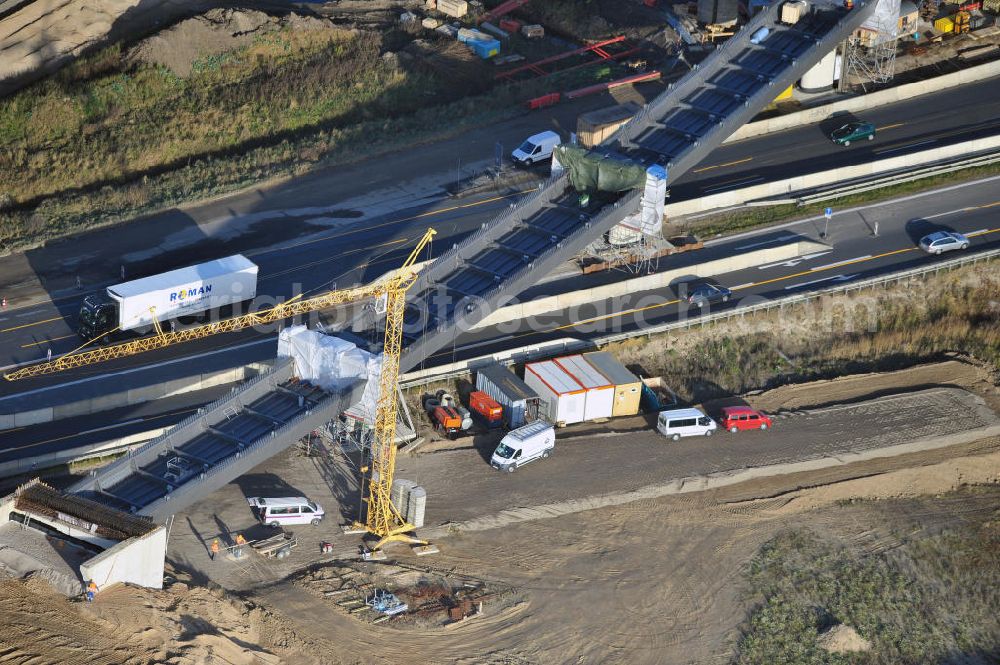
top-left (581, 220), bottom-right (674, 275)
top-left (841, 0), bottom-right (899, 91)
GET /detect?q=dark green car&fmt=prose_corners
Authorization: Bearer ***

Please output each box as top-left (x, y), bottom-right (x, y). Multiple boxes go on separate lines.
top-left (830, 120), bottom-right (876, 146)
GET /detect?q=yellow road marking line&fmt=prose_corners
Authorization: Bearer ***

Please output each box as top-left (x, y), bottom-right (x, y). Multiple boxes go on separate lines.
top-left (877, 122), bottom-right (905, 131)
top-left (691, 157), bottom-right (753, 173)
top-left (0, 316), bottom-right (63, 334)
top-left (21, 334), bottom-right (75, 349)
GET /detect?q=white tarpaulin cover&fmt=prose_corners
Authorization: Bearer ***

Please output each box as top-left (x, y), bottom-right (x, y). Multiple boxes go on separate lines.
top-left (861, 0), bottom-right (901, 39)
top-left (277, 326), bottom-right (382, 414)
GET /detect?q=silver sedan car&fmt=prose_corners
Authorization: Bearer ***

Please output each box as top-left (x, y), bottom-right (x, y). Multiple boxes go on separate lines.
top-left (919, 231), bottom-right (969, 255)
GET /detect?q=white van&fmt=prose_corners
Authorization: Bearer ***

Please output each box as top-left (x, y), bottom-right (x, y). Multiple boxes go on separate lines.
top-left (511, 130), bottom-right (560, 166)
top-left (247, 496), bottom-right (325, 526)
top-left (491, 420), bottom-right (555, 472)
top-left (656, 408), bottom-right (717, 441)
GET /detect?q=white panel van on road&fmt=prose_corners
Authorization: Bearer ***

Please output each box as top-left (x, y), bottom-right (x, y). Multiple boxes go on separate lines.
top-left (656, 408), bottom-right (717, 441)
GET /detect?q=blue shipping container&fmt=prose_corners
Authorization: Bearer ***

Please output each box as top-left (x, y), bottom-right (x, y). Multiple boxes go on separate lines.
top-left (470, 39), bottom-right (500, 59)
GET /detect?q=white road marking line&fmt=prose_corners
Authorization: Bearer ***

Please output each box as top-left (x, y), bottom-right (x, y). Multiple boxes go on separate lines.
top-left (703, 176), bottom-right (764, 194)
top-left (874, 139), bottom-right (936, 155)
top-left (734, 233), bottom-right (798, 251)
top-left (810, 255), bottom-right (871, 271)
top-left (74, 418), bottom-right (145, 437)
top-left (784, 273), bottom-right (858, 290)
top-left (757, 251), bottom-right (831, 270)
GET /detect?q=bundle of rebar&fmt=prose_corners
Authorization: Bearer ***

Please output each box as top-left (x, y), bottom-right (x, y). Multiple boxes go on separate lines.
top-left (14, 480), bottom-right (154, 541)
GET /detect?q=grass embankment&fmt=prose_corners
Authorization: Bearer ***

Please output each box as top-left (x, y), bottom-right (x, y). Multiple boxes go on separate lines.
top-left (0, 24), bottom-right (552, 253)
top-left (607, 261), bottom-right (1000, 403)
top-left (736, 502), bottom-right (1000, 664)
top-left (687, 161), bottom-right (1000, 239)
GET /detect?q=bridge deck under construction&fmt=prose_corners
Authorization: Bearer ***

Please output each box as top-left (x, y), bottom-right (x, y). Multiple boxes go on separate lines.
top-left (68, 0), bottom-right (876, 521)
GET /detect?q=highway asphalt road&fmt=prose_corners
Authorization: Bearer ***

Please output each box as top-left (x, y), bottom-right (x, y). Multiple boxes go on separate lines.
top-left (2, 75), bottom-right (999, 377)
top-left (0, 385), bottom-right (231, 469)
top-left (3, 175), bottom-right (998, 463)
top-left (427, 176), bottom-right (1000, 368)
top-left (670, 73), bottom-right (1000, 199)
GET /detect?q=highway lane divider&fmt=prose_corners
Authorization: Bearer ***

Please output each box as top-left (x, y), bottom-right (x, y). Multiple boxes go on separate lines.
top-left (469, 238), bottom-right (830, 330)
top-left (793, 150), bottom-right (1000, 206)
top-left (666, 134), bottom-right (1000, 217)
top-left (0, 358), bottom-right (274, 431)
top-left (0, 425), bottom-right (172, 477)
top-left (723, 59), bottom-right (1000, 144)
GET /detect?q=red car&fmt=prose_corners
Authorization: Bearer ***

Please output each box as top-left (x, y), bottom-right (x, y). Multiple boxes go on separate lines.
top-left (720, 406), bottom-right (772, 433)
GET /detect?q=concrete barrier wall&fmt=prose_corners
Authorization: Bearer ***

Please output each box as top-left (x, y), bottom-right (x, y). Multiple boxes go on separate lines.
top-left (470, 239), bottom-right (829, 329)
top-left (0, 361), bottom-right (273, 432)
top-left (0, 426), bottom-right (170, 478)
top-left (80, 526), bottom-right (167, 590)
top-left (724, 59), bottom-right (1000, 143)
top-left (667, 134), bottom-right (1000, 217)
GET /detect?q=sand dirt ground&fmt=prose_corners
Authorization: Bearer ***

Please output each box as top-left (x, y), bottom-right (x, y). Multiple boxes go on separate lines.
top-left (0, 360), bottom-right (998, 664)
top-left (1, 440), bottom-right (996, 665)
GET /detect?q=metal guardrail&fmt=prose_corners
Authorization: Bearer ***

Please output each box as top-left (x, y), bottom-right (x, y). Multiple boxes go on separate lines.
top-left (793, 149), bottom-right (1000, 206)
top-left (69, 357), bottom-right (294, 494)
top-left (399, 247), bottom-right (1000, 389)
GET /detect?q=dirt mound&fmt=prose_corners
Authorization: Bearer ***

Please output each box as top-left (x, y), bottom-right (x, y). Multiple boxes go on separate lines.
top-left (127, 8), bottom-right (333, 77)
top-left (817, 623), bottom-right (872, 653)
top-left (767, 447), bottom-right (1000, 513)
top-left (0, 570), bottom-right (317, 664)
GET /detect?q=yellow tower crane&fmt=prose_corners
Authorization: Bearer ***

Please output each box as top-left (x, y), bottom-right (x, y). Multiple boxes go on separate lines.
top-left (5, 229), bottom-right (437, 554)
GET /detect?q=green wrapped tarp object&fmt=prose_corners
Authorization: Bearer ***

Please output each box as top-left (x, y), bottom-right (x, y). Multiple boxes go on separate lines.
top-left (554, 144), bottom-right (647, 194)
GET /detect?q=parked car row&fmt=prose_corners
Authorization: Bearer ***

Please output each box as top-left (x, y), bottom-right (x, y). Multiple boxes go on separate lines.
top-left (657, 406), bottom-right (772, 441)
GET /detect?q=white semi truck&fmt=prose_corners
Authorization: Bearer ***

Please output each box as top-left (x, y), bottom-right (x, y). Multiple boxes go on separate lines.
top-left (78, 255), bottom-right (259, 342)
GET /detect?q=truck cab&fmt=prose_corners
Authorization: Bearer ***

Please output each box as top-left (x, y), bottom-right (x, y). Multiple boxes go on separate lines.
top-left (78, 295), bottom-right (118, 342)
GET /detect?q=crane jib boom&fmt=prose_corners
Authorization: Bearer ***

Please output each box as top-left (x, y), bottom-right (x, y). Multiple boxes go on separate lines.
top-left (6, 228), bottom-right (438, 553)
top-left (3, 229), bottom-right (437, 382)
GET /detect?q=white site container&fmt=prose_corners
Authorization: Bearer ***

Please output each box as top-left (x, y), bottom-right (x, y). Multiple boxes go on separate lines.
top-left (110, 255), bottom-right (258, 331)
top-left (553, 355), bottom-right (615, 421)
top-left (524, 360), bottom-right (586, 425)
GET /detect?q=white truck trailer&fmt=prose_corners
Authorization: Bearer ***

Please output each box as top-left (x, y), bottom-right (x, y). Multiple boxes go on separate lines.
top-left (78, 255), bottom-right (258, 341)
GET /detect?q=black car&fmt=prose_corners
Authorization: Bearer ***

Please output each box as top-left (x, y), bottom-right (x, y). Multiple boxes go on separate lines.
top-left (687, 283), bottom-right (732, 308)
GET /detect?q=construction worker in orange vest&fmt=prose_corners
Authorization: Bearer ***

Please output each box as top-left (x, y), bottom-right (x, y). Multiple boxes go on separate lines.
top-left (86, 580), bottom-right (98, 602)
top-left (210, 538), bottom-right (220, 561)
top-left (234, 533), bottom-right (247, 559)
